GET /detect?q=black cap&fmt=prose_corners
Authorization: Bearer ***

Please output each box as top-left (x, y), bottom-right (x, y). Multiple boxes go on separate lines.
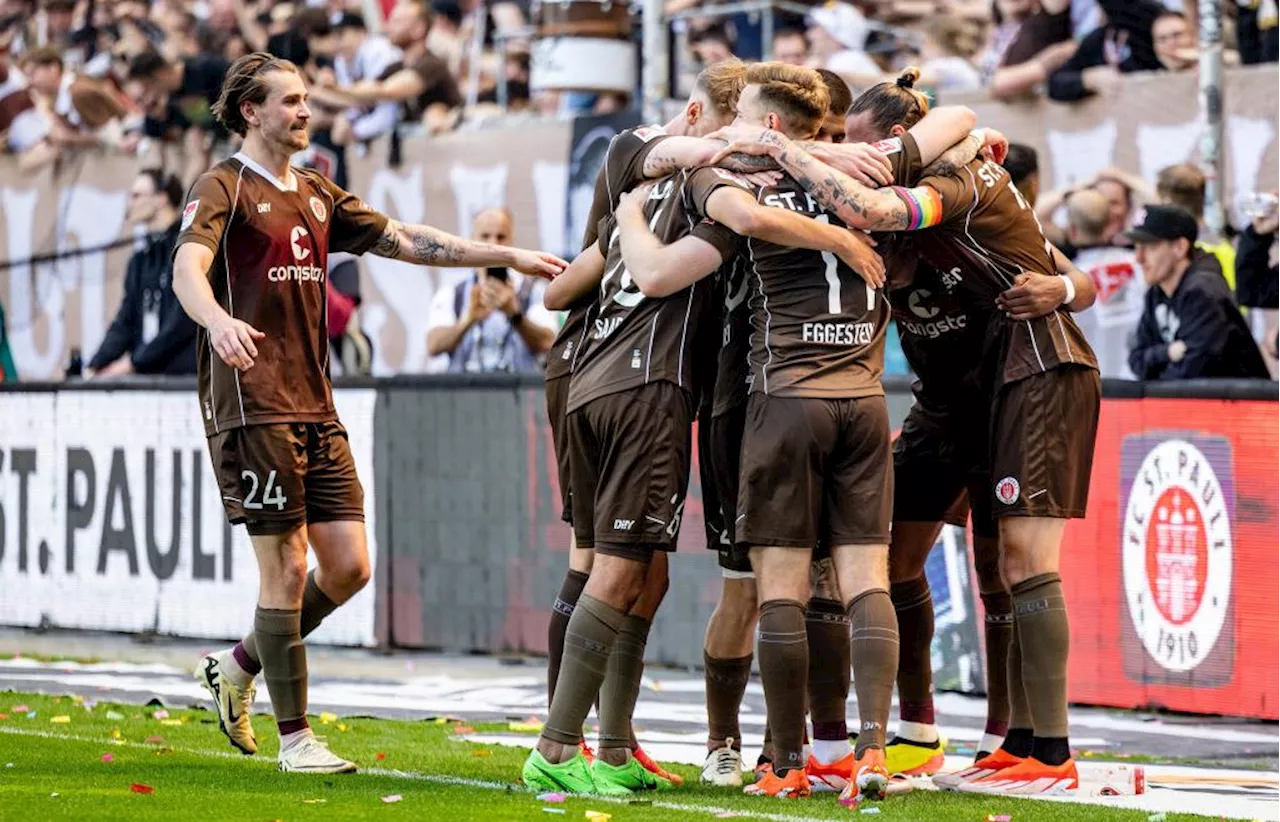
top-left (1123, 205), bottom-right (1199, 244)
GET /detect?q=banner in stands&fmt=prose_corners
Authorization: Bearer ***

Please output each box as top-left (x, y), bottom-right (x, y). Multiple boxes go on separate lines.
top-left (0, 389), bottom-right (379, 647)
top-left (1063, 397), bottom-right (1278, 720)
top-left (1, 66), bottom-right (1275, 381)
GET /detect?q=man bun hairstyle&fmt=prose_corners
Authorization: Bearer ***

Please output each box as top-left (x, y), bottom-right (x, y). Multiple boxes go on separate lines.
top-left (211, 52), bottom-right (300, 137)
top-left (849, 66), bottom-right (931, 140)
top-left (745, 61), bottom-right (829, 139)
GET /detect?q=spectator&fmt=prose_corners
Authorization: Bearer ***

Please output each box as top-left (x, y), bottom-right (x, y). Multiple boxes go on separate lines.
top-left (690, 21), bottom-right (737, 66)
top-left (1237, 0), bottom-right (1279, 65)
top-left (320, 12), bottom-right (403, 145)
top-left (127, 49), bottom-right (230, 137)
top-left (1235, 193), bottom-right (1279, 360)
top-left (1127, 205), bottom-right (1269, 379)
top-left (806, 2), bottom-right (882, 85)
top-left (1152, 11), bottom-right (1198, 71)
top-left (1066, 189), bottom-right (1147, 378)
top-left (773, 28), bottom-right (809, 66)
top-left (1004, 142), bottom-right (1042, 205)
top-left (1157, 163), bottom-right (1236, 288)
top-left (913, 14), bottom-right (985, 93)
top-left (982, 1), bottom-right (1076, 99)
top-left (86, 169), bottom-right (197, 378)
top-left (314, 1), bottom-right (461, 133)
top-left (1047, 0), bottom-right (1165, 102)
top-left (426, 208), bottom-right (557, 373)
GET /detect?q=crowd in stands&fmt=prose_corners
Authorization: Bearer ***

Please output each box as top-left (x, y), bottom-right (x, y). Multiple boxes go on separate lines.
top-left (0, 0), bottom-right (1275, 380)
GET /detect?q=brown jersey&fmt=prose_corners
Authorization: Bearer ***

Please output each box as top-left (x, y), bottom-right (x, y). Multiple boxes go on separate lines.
top-left (178, 153), bottom-right (387, 436)
top-left (737, 177), bottom-right (889, 399)
top-left (566, 167), bottom-right (739, 413)
top-left (546, 124), bottom-right (671, 381)
top-left (710, 254), bottom-right (751, 417)
top-left (908, 158), bottom-right (1098, 388)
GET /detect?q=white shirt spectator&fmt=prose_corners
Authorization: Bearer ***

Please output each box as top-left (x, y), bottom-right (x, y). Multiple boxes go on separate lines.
top-left (334, 35), bottom-right (404, 141)
top-left (1072, 244), bottom-right (1148, 379)
top-left (426, 271), bottom-right (556, 373)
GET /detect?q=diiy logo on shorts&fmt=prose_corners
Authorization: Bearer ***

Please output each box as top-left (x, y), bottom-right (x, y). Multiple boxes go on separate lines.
top-left (1120, 435), bottom-right (1234, 685)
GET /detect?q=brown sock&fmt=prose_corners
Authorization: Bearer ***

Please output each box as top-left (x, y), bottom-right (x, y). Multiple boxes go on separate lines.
top-left (543, 594), bottom-right (625, 746)
top-left (1011, 573), bottom-right (1070, 741)
top-left (980, 591), bottom-right (1014, 740)
top-left (757, 599), bottom-right (808, 775)
top-left (1000, 618), bottom-right (1034, 758)
top-left (253, 607), bottom-right (308, 731)
top-left (548, 569), bottom-right (590, 706)
top-left (597, 614), bottom-right (651, 752)
top-left (235, 571), bottom-right (338, 677)
top-left (704, 652), bottom-right (752, 750)
top-left (889, 576), bottom-right (934, 725)
top-left (847, 589), bottom-right (898, 757)
top-left (760, 723), bottom-right (774, 764)
top-left (805, 598), bottom-right (850, 741)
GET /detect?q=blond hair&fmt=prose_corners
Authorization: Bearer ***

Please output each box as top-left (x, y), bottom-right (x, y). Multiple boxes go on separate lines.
top-left (744, 61), bottom-right (829, 139)
top-left (693, 58), bottom-right (748, 120)
top-left (211, 52), bottom-right (300, 137)
top-left (848, 67), bottom-right (932, 139)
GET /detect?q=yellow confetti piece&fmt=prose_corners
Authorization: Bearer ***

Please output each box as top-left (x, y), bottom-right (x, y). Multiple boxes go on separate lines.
top-left (319, 712), bottom-right (338, 725)
top-left (585, 812), bottom-right (612, 822)
top-left (509, 721), bottom-right (544, 733)
top-left (160, 720), bottom-right (183, 727)
top-left (111, 730), bottom-right (121, 739)
top-left (71, 696), bottom-right (84, 704)
top-left (50, 716), bottom-right (71, 724)
top-left (337, 723), bottom-right (348, 732)
top-left (302, 799), bottom-right (327, 805)
top-left (472, 749), bottom-right (491, 758)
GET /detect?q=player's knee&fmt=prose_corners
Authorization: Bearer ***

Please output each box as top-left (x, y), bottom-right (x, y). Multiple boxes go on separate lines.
top-left (972, 536), bottom-right (1004, 593)
top-left (334, 554), bottom-right (372, 594)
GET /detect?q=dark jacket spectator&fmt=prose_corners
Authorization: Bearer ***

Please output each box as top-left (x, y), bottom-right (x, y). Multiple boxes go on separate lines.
top-left (88, 171), bottom-right (197, 377)
top-left (1237, 0), bottom-right (1280, 65)
top-left (1048, 0), bottom-right (1165, 101)
top-left (1236, 211), bottom-right (1279, 309)
top-left (1126, 206), bottom-right (1269, 380)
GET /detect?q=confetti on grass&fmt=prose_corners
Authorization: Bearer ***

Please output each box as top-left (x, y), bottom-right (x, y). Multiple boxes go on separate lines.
top-left (130, 783), bottom-right (154, 795)
top-left (536, 792), bottom-right (565, 803)
top-left (381, 795), bottom-right (403, 804)
top-left (101, 754), bottom-right (114, 764)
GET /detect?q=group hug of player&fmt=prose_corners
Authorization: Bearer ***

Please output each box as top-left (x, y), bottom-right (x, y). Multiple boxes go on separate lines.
top-left (525, 58), bottom-right (1101, 808)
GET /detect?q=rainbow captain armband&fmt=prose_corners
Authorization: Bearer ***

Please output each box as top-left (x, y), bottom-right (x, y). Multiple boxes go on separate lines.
top-left (890, 186), bottom-right (944, 230)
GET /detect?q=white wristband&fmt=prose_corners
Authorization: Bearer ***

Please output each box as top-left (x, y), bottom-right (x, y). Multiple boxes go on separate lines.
top-left (1058, 274), bottom-right (1076, 307)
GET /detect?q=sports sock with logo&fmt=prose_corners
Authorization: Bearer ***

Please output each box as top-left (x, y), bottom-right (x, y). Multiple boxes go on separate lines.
top-left (847, 589), bottom-right (899, 758)
top-left (889, 576), bottom-right (935, 733)
top-left (1011, 573), bottom-right (1071, 766)
top-left (547, 569), bottom-right (590, 705)
top-left (704, 651), bottom-right (752, 750)
top-left (253, 606), bottom-right (309, 735)
top-left (999, 619), bottom-right (1035, 759)
top-left (979, 590), bottom-right (1014, 756)
top-left (543, 594), bottom-right (625, 748)
top-left (232, 571), bottom-right (338, 684)
top-left (805, 597), bottom-right (851, 758)
top-left (757, 599), bottom-right (808, 776)
top-left (597, 614), bottom-right (652, 756)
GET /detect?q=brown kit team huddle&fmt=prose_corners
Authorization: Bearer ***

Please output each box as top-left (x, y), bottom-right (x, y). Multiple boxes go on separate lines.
top-left (530, 57), bottom-right (1102, 803)
top-left (172, 50), bottom-right (1101, 797)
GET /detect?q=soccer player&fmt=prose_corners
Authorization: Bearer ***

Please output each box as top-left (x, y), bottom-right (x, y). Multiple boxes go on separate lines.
top-left (722, 68), bottom-right (1102, 797)
top-left (541, 58), bottom-right (751, 784)
top-left (178, 52), bottom-right (565, 774)
top-left (526, 124), bottom-right (876, 796)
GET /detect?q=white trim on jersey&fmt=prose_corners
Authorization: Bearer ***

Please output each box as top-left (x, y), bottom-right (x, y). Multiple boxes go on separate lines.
top-left (748, 187), bottom-right (774, 395)
top-left (224, 164), bottom-right (249, 427)
top-left (233, 151), bottom-right (298, 192)
top-left (644, 309), bottom-right (660, 383)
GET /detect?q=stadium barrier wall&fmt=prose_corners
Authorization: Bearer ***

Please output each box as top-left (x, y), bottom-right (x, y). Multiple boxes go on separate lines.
top-left (1, 66), bottom-right (1276, 382)
top-left (1, 377), bottom-right (1274, 718)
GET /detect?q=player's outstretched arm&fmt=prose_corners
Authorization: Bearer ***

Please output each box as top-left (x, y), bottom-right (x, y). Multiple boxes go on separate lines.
top-left (172, 242), bottom-right (264, 372)
top-left (710, 131), bottom-right (932, 233)
top-left (616, 188), bottom-right (728, 298)
top-left (702, 184), bottom-right (885, 287)
top-left (545, 245), bottom-right (606, 310)
top-left (369, 220), bottom-right (568, 279)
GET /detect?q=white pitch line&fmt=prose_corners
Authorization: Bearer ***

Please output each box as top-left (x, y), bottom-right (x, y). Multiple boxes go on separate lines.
top-left (0, 726), bottom-right (836, 822)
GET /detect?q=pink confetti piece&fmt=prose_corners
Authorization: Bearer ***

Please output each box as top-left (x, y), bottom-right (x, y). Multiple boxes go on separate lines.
top-left (536, 793), bottom-right (566, 803)
top-left (101, 754), bottom-right (114, 764)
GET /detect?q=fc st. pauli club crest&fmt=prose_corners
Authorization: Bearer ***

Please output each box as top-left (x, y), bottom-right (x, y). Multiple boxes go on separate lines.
top-left (1120, 435), bottom-right (1234, 684)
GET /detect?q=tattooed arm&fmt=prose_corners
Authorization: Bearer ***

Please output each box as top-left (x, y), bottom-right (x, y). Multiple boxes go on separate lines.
top-left (368, 219), bottom-right (568, 277)
top-left (545, 245), bottom-right (606, 310)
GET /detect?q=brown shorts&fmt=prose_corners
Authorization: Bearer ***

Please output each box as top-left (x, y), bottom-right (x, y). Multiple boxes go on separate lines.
top-left (988, 365), bottom-right (1101, 520)
top-left (737, 393), bottom-right (892, 549)
top-left (208, 421), bottom-right (364, 536)
top-left (893, 405), bottom-right (997, 538)
top-left (708, 402), bottom-right (750, 574)
top-left (567, 381), bottom-right (694, 561)
top-left (546, 374), bottom-right (574, 525)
